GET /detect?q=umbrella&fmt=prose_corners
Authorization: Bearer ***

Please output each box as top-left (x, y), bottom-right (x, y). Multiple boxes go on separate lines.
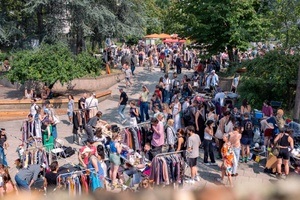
top-left (144, 34), bottom-right (160, 38)
top-left (157, 33), bottom-right (172, 39)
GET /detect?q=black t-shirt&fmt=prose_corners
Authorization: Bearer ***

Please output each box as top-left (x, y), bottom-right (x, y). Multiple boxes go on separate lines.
top-left (45, 172), bottom-right (58, 189)
top-left (120, 92), bottom-right (128, 105)
top-left (242, 119), bottom-right (253, 138)
top-left (78, 97), bottom-right (86, 110)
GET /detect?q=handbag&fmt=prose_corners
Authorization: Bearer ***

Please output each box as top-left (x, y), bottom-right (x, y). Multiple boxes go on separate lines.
top-left (215, 128), bottom-right (223, 139)
top-left (52, 115), bottom-right (60, 125)
top-left (271, 134), bottom-right (283, 157)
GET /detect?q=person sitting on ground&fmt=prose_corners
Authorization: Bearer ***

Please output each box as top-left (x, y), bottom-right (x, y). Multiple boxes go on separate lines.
top-left (24, 88), bottom-right (34, 99)
top-left (41, 86), bottom-right (52, 100)
top-left (139, 178), bottom-right (153, 191)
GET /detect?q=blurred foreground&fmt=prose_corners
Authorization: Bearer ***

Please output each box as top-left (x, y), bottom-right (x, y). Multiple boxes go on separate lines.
top-left (4, 178), bottom-right (300, 200)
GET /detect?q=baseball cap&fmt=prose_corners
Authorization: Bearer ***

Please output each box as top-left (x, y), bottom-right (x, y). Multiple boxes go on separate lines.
top-left (40, 163), bottom-right (47, 169)
top-left (81, 147), bottom-right (92, 154)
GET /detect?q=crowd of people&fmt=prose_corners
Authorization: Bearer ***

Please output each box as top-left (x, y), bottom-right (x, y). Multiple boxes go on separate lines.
top-left (0, 42), bottom-right (299, 198)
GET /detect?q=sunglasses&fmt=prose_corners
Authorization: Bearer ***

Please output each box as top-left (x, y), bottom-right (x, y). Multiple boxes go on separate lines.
top-left (142, 183), bottom-right (148, 186)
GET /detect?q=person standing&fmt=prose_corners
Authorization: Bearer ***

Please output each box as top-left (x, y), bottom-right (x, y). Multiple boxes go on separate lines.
top-left (229, 125), bottom-right (241, 176)
top-left (123, 61), bottom-right (132, 87)
top-left (29, 98), bottom-right (38, 117)
top-left (240, 113), bottom-right (254, 163)
top-left (42, 119), bottom-right (54, 151)
top-left (85, 93), bottom-right (99, 120)
top-left (67, 95), bottom-right (74, 125)
top-left (186, 126), bottom-right (201, 184)
top-left (109, 133), bottom-right (122, 188)
top-left (165, 119), bottom-right (177, 152)
top-left (78, 93), bottom-right (87, 131)
top-left (274, 128), bottom-right (294, 179)
top-left (150, 117), bottom-right (164, 157)
top-left (139, 85), bottom-right (150, 122)
top-left (163, 74), bottom-right (171, 104)
top-left (118, 88), bottom-right (128, 124)
top-left (44, 161), bottom-right (59, 193)
top-left (130, 52), bottom-right (138, 76)
top-left (203, 120), bottom-right (217, 165)
top-left (171, 97), bottom-right (181, 131)
top-left (217, 134), bottom-right (234, 187)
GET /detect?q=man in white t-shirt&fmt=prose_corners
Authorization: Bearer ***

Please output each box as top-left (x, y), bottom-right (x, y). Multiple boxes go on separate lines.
top-left (85, 93), bottom-right (99, 119)
top-left (30, 98), bottom-right (38, 116)
top-left (163, 74), bottom-right (171, 104)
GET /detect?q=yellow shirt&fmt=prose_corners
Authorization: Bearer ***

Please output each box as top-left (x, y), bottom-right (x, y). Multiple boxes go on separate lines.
top-left (140, 91), bottom-right (149, 102)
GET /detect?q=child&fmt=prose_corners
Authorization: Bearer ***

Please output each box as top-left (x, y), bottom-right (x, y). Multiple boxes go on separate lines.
top-left (217, 134), bottom-right (234, 187)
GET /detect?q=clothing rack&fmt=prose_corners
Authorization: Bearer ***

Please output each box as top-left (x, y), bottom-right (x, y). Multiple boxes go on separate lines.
top-left (154, 150), bottom-right (185, 158)
top-left (123, 120), bottom-right (151, 129)
top-left (56, 168), bottom-right (95, 183)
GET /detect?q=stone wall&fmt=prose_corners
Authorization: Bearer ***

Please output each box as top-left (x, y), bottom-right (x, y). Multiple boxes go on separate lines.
top-left (52, 72), bottom-right (125, 92)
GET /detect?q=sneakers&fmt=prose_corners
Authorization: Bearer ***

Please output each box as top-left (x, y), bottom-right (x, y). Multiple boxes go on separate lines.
top-left (121, 119), bottom-right (127, 124)
top-left (210, 162), bottom-right (218, 166)
top-left (204, 162), bottom-right (211, 166)
top-left (185, 179), bottom-right (195, 184)
top-left (217, 178), bottom-right (224, 184)
top-left (194, 176), bottom-right (201, 182)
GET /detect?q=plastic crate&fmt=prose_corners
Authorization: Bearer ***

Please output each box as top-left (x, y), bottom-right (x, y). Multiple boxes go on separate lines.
top-left (270, 101), bottom-right (282, 108)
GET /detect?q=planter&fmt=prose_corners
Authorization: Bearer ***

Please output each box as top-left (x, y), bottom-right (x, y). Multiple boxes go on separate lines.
top-left (49, 72), bottom-right (124, 92)
top-left (236, 67), bottom-right (247, 73)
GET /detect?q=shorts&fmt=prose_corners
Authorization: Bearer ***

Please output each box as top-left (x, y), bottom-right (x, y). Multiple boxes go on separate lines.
top-left (125, 77), bottom-right (130, 82)
top-left (188, 157), bottom-right (197, 167)
top-left (264, 129), bottom-right (273, 137)
top-left (109, 153), bottom-right (121, 166)
top-left (277, 148), bottom-right (289, 160)
top-left (67, 111), bottom-right (72, 117)
top-left (241, 137), bottom-right (252, 145)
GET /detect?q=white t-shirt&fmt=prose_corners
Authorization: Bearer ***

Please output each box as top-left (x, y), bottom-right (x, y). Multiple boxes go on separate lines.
top-left (163, 78), bottom-right (171, 91)
top-left (30, 103), bottom-right (38, 116)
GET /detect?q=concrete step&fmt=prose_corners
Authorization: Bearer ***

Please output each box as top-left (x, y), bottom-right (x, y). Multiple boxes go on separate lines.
top-left (0, 90), bottom-right (112, 121)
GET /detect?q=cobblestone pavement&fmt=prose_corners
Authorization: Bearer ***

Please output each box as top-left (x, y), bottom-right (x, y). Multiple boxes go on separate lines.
top-left (0, 66), bottom-right (277, 189)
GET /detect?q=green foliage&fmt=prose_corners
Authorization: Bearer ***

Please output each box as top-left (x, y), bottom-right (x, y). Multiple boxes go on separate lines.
top-left (169, 0), bottom-right (269, 57)
top-left (0, 52), bottom-right (8, 61)
top-left (265, 0), bottom-right (300, 49)
top-left (239, 50), bottom-right (300, 110)
top-left (7, 43), bottom-right (101, 85)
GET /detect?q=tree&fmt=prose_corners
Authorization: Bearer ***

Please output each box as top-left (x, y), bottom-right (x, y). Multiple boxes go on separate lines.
top-left (171, 0), bottom-right (269, 60)
top-left (239, 51), bottom-right (300, 110)
top-left (6, 43), bottom-right (101, 87)
top-left (293, 64), bottom-right (300, 121)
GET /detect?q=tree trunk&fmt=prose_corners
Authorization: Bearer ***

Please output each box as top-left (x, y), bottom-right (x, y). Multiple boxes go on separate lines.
top-left (227, 45), bottom-right (234, 62)
top-left (293, 62), bottom-right (300, 122)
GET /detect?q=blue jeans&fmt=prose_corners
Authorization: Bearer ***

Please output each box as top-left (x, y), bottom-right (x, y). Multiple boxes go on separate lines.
top-left (163, 90), bottom-right (170, 104)
top-left (52, 124), bottom-right (57, 139)
top-left (140, 102), bottom-right (149, 122)
top-left (118, 104), bottom-right (126, 120)
top-left (15, 175), bottom-right (30, 190)
top-left (0, 146), bottom-right (7, 166)
top-left (232, 147), bottom-right (240, 174)
top-left (203, 139), bottom-right (215, 163)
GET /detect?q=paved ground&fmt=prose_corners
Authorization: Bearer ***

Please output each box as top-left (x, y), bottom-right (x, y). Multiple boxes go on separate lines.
top-left (0, 66), bottom-right (277, 189)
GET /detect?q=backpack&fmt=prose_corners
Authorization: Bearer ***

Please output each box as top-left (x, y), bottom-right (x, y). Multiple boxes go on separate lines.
top-left (123, 92), bottom-right (128, 103)
top-left (244, 120), bottom-right (253, 131)
top-left (243, 119), bottom-right (253, 137)
top-left (173, 79), bottom-right (180, 89)
top-left (183, 106), bottom-right (192, 121)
